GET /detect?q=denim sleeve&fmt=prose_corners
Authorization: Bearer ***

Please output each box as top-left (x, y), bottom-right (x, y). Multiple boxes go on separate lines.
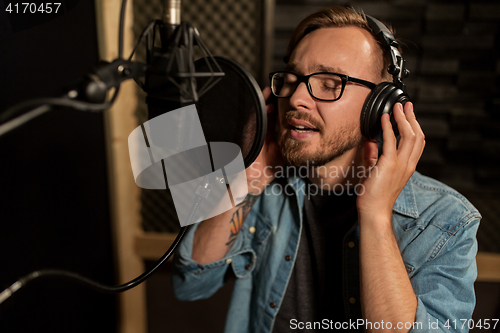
top-left (171, 220), bottom-right (257, 301)
top-left (409, 217), bottom-right (480, 333)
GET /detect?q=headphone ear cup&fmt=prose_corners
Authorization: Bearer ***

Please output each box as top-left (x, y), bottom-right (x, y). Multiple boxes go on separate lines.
top-left (360, 82), bottom-right (410, 143)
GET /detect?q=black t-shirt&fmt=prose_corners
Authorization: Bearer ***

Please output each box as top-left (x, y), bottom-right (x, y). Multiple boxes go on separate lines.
top-left (272, 183), bottom-right (358, 332)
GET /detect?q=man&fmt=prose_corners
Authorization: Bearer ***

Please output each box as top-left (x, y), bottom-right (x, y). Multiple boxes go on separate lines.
top-left (172, 5), bottom-right (480, 333)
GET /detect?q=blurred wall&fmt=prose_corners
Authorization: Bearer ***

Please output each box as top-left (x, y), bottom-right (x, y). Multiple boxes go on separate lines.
top-left (0, 1), bottom-right (117, 332)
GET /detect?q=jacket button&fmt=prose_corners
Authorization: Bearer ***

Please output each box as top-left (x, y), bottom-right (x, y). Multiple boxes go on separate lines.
top-left (348, 241), bottom-right (355, 248)
top-left (245, 264), bottom-right (251, 270)
top-left (285, 255), bottom-right (292, 261)
top-left (270, 302), bottom-right (276, 308)
top-left (349, 297), bottom-right (356, 304)
top-left (249, 226), bottom-right (256, 233)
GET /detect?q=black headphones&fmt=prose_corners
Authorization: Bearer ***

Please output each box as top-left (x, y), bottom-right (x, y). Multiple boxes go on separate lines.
top-left (360, 15), bottom-right (410, 143)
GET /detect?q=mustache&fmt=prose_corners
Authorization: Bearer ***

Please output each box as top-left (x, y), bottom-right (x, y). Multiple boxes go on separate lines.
top-left (284, 111), bottom-right (323, 131)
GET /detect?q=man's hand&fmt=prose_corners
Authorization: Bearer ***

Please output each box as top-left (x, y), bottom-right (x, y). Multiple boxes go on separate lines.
top-left (357, 101), bottom-right (425, 332)
top-left (357, 101), bottom-right (425, 221)
top-left (246, 86), bottom-right (284, 195)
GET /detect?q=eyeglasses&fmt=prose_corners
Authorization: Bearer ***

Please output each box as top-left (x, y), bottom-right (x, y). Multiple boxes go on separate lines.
top-left (269, 71), bottom-right (376, 101)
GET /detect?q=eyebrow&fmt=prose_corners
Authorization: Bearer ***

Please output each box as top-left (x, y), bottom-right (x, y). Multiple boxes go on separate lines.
top-left (283, 63), bottom-right (347, 75)
top-left (315, 64), bottom-right (347, 75)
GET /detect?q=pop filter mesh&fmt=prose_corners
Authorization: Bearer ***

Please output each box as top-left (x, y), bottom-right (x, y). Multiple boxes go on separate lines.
top-left (195, 56), bottom-right (266, 168)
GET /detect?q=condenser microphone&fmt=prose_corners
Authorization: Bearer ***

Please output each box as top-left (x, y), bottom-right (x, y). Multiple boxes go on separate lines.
top-left (142, 18), bottom-right (267, 169)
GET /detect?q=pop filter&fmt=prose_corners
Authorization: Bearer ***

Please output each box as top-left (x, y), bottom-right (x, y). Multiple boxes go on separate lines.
top-left (132, 57), bottom-right (267, 226)
top-left (194, 56), bottom-right (267, 168)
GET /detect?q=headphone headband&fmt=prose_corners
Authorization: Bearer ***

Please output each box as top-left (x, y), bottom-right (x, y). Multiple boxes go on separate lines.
top-left (365, 15), bottom-right (409, 92)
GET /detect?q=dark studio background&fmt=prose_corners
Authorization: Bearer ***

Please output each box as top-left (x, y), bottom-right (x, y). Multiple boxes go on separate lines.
top-left (0, 0), bottom-right (499, 333)
top-left (0, 1), bottom-right (117, 333)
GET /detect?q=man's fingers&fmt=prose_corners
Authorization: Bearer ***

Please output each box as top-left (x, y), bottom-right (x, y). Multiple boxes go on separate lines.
top-left (404, 102), bottom-right (425, 167)
top-left (393, 102), bottom-right (416, 161)
top-left (263, 86), bottom-right (272, 100)
top-left (262, 86), bottom-right (275, 114)
top-left (381, 112), bottom-right (397, 156)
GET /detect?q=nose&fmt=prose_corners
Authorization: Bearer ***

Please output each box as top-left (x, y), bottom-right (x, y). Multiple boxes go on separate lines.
top-left (288, 81), bottom-right (314, 111)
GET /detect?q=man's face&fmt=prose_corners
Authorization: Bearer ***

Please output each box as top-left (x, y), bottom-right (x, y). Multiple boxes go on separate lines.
top-left (277, 26), bottom-right (380, 167)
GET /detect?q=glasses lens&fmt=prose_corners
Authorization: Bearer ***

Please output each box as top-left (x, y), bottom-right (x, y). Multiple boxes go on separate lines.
top-left (272, 72), bottom-right (298, 97)
top-left (309, 74), bottom-right (343, 100)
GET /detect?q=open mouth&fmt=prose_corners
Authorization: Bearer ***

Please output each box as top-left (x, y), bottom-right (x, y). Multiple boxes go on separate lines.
top-left (291, 125), bottom-right (319, 133)
top-left (285, 116), bottom-right (321, 140)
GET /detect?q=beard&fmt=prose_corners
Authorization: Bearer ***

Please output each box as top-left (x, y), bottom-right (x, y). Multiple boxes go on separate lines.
top-left (278, 111), bottom-right (362, 167)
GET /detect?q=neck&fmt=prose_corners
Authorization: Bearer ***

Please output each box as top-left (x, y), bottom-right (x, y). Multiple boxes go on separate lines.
top-left (307, 144), bottom-right (364, 191)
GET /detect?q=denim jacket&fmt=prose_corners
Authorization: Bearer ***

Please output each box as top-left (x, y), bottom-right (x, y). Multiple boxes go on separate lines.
top-left (172, 171), bottom-right (481, 333)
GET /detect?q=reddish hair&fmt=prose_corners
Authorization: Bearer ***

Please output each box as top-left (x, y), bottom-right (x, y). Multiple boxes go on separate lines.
top-left (284, 5), bottom-right (397, 81)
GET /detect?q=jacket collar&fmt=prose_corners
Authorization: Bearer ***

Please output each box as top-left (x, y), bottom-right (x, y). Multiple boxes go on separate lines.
top-left (393, 177), bottom-right (419, 218)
